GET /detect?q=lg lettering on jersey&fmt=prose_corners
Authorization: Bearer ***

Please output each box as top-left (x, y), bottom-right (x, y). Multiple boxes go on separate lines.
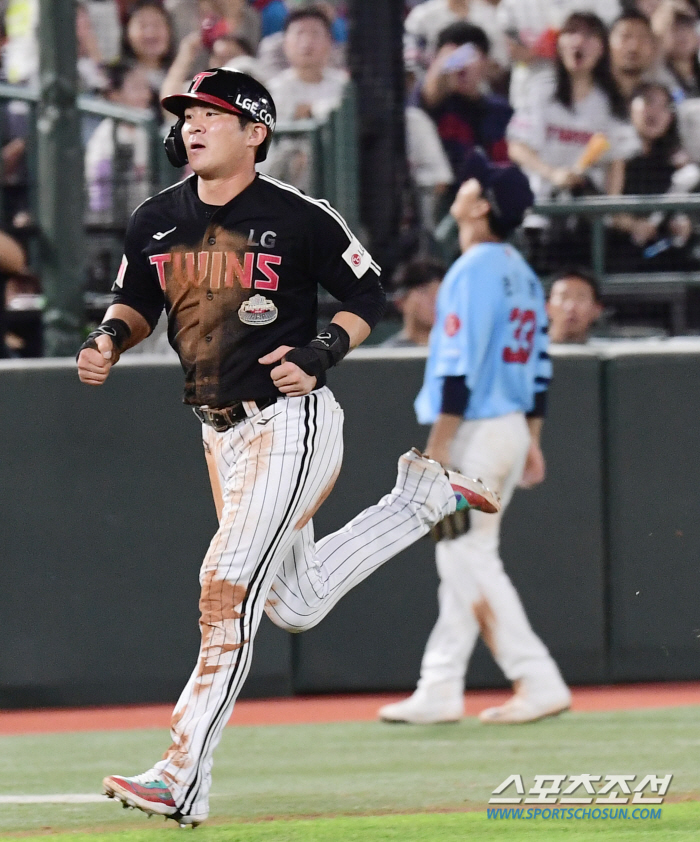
top-left (246, 230), bottom-right (277, 248)
top-left (149, 251), bottom-right (281, 291)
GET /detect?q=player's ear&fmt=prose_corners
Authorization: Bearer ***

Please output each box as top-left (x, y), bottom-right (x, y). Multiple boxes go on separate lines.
top-left (247, 123), bottom-right (267, 154)
top-left (471, 196), bottom-right (491, 221)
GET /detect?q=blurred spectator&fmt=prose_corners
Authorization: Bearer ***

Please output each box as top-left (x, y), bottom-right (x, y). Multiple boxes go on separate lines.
top-left (662, 3), bottom-right (700, 99)
top-left (76, 2), bottom-right (110, 92)
top-left (0, 228), bottom-right (40, 357)
top-left (381, 257), bottom-right (446, 347)
top-left (85, 0), bottom-right (122, 65)
top-left (2, 0), bottom-right (38, 84)
top-left (508, 13), bottom-right (636, 201)
top-left (160, 27), bottom-right (261, 105)
top-left (122, 0), bottom-right (176, 95)
top-left (85, 63), bottom-right (153, 221)
top-left (508, 13), bottom-right (639, 271)
top-left (262, 6), bottom-right (348, 190)
top-left (405, 104), bottom-right (454, 249)
top-left (609, 10), bottom-right (678, 105)
top-left (404, 0), bottom-right (508, 85)
top-left (256, 1), bottom-right (346, 82)
top-left (640, 0), bottom-right (700, 49)
top-left (208, 0), bottom-right (261, 51)
top-left (2, 0), bottom-right (111, 89)
top-left (267, 7), bottom-right (347, 120)
top-left (420, 22), bottom-right (512, 193)
top-left (214, 33), bottom-right (256, 68)
top-left (496, 0), bottom-right (622, 110)
top-left (1, 106), bottom-right (29, 227)
top-left (547, 266), bottom-right (603, 343)
top-left (257, 0), bottom-right (289, 39)
top-left (163, 0), bottom-right (200, 46)
top-left (607, 82), bottom-right (700, 271)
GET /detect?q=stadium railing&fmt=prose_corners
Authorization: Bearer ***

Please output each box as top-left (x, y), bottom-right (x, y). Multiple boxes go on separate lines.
top-left (435, 195), bottom-right (700, 334)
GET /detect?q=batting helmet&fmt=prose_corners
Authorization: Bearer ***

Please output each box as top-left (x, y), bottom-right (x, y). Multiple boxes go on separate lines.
top-left (161, 68), bottom-right (277, 167)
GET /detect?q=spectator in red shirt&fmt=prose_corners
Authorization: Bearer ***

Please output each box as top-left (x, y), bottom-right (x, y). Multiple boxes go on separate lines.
top-left (420, 22), bottom-right (512, 192)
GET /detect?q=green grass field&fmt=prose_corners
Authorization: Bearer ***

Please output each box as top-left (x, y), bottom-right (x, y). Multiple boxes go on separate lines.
top-left (1, 707), bottom-right (698, 840)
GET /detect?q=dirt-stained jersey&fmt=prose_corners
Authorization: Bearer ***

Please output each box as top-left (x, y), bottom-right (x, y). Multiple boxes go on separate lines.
top-left (112, 173), bottom-right (385, 406)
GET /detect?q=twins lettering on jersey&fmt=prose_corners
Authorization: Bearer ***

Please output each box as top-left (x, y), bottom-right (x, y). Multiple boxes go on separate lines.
top-left (148, 250), bottom-right (281, 291)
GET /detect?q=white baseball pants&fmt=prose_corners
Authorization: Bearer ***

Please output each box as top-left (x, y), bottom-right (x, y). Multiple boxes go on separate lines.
top-left (153, 387), bottom-right (455, 818)
top-left (417, 412), bottom-right (566, 699)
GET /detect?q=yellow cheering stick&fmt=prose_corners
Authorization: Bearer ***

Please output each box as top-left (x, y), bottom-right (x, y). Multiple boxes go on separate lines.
top-left (574, 132), bottom-right (611, 174)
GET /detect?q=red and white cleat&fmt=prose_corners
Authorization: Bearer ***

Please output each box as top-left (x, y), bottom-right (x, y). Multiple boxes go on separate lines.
top-left (410, 448), bottom-right (500, 514)
top-left (103, 771), bottom-right (207, 827)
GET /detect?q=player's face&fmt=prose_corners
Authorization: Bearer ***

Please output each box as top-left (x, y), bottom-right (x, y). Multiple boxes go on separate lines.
top-left (183, 105), bottom-right (263, 177)
top-left (450, 178), bottom-right (484, 224)
top-left (547, 278), bottom-right (602, 343)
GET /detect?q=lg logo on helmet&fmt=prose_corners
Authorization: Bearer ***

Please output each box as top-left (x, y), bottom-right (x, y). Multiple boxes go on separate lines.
top-left (235, 94), bottom-right (276, 128)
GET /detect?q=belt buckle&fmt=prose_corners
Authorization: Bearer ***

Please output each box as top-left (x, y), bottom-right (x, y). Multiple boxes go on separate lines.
top-left (209, 410), bottom-right (231, 432)
top-left (194, 405), bottom-right (233, 432)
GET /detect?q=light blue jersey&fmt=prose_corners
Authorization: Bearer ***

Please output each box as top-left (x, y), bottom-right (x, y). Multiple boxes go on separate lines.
top-left (415, 242), bottom-right (551, 424)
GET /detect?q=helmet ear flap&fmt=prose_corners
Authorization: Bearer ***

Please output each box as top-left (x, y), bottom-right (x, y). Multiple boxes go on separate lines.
top-left (164, 118), bottom-right (188, 167)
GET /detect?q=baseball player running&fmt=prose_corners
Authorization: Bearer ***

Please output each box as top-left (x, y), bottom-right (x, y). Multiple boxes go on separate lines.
top-left (379, 152), bottom-right (570, 727)
top-left (76, 69), bottom-right (498, 827)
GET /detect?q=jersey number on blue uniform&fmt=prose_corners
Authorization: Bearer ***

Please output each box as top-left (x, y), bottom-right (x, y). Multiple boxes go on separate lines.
top-left (503, 308), bottom-right (536, 364)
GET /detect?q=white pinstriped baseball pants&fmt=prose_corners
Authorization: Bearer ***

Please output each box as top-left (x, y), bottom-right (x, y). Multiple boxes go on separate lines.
top-left (152, 387), bottom-right (455, 818)
top-left (417, 413), bottom-right (566, 697)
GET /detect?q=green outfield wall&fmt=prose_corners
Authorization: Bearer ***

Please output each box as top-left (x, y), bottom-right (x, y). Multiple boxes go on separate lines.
top-left (0, 342), bottom-right (698, 707)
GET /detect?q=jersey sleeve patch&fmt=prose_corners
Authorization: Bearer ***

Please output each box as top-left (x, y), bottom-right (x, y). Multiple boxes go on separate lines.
top-left (341, 236), bottom-right (372, 278)
top-left (444, 313), bottom-right (461, 337)
top-left (114, 254), bottom-right (128, 289)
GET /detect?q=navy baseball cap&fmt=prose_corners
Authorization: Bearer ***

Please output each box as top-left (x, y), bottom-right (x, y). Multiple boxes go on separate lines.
top-left (460, 150), bottom-right (534, 230)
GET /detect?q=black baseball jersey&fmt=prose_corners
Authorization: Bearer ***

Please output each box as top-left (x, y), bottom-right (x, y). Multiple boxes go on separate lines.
top-left (112, 173), bottom-right (385, 406)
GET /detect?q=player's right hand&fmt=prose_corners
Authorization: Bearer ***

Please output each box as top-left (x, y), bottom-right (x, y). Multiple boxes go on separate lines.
top-left (77, 334), bottom-right (115, 385)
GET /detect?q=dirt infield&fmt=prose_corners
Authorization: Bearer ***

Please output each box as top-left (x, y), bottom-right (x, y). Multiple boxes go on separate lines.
top-left (1, 682), bottom-right (698, 736)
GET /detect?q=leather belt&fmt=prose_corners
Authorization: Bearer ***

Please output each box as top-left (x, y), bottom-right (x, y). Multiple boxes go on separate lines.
top-left (193, 397), bottom-right (277, 432)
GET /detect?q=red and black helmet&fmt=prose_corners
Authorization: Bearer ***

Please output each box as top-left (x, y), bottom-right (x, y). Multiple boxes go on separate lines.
top-left (162, 68), bottom-right (277, 166)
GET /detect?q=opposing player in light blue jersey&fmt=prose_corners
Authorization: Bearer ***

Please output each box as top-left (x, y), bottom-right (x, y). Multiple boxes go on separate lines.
top-left (379, 152), bottom-right (570, 725)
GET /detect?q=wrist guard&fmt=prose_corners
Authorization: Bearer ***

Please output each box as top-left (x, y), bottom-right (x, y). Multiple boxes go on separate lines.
top-left (76, 318), bottom-right (132, 361)
top-left (285, 324), bottom-right (351, 380)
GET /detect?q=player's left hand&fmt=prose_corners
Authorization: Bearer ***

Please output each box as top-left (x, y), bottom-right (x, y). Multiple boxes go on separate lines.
top-left (519, 441), bottom-right (546, 488)
top-left (259, 345), bottom-right (318, 397)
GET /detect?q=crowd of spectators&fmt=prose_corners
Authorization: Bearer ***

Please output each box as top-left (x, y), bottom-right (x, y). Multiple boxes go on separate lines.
top-left (2, 0), bottom-right (700, 352)
top-left (404, 1), bottom-right (700, 276)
